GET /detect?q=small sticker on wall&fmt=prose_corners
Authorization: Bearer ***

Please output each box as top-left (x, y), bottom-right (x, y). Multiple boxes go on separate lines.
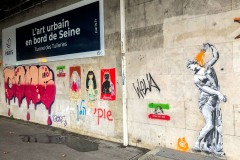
top-left (56, 65), bottom-right (66, 77)
top-left (148, 103), bottom-right (170, 121)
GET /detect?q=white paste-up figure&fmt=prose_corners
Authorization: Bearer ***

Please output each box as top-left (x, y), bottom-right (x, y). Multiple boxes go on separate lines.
top-left (187, 43), bottom-right (227, 156)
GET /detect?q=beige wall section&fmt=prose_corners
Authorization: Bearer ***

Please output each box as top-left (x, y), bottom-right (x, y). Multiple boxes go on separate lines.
top-left (1, 0), bottom-right (240, 159)
top-left (126, 0), bottom-right (240, 159)
top-left (0, 0), bottom-right (123, 144)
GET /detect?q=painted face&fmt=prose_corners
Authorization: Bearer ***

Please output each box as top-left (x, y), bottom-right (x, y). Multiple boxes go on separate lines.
top-left (104, 74), bottom-right (109, 80)
top-left (72, 73), bottom-right (77, 81)
top-left (88, 74), bottom-right (93, 79)
top-left (187, 64), bottom-right (197, 71)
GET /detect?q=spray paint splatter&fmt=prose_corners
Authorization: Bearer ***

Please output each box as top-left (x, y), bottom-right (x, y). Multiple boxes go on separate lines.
top-left (195, 50), bottom-right (205, 66)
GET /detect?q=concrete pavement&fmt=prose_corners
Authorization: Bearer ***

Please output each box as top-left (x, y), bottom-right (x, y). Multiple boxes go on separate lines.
top-left (0, 116), bottom-right (225, 160)
top-left (139, 147), bottom-right (225, 160)
top-left (0, 116), bottom-right (147, 160)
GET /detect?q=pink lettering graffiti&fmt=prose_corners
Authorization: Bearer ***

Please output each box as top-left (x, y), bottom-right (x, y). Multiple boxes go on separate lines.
top-left (93, 108), bottom-right (113, 125)
top-left (4, 65), bottom-right (56, 125)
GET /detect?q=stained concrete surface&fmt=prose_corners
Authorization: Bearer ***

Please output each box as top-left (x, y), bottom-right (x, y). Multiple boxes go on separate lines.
top-left (139, 147), bottom-right (226, 160)
top-left (0, 116), bottom-right (147, 160)
top-left (0, 116), bottom-right (226, 160)
top-left (20, 134), bottom-right (98, 152)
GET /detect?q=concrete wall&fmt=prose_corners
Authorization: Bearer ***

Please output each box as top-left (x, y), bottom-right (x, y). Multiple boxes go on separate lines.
top-left (1, 0), bottom-right (240, 159)
top-left (126, 0), bottom-right (240, 159)
top-left (0, 0), bottom-right (123, 143)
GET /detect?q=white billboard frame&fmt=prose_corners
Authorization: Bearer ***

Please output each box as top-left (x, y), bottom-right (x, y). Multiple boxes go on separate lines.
top-left (2, 0), bottom-right (104, 66)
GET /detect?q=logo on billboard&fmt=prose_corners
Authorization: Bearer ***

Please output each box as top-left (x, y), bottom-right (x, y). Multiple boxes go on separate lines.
top-left (5, 38), bottom-right (13, 56)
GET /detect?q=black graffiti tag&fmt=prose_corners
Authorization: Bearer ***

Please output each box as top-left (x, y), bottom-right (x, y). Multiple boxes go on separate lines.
top-left (132, 73), bottom-right (160, 99)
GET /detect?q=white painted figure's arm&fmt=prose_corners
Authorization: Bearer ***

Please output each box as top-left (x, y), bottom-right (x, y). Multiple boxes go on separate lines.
top-left (203, 43), bottom-right (219, 67)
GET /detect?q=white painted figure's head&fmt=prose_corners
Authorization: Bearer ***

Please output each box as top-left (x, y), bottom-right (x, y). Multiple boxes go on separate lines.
top-left (187, 60), bottom-right (200, 72)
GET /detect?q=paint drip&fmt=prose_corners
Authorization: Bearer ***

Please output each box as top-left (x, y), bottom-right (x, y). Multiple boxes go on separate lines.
top-left (48, 116), bottom-right (52, 125)
top-left (26, 112), bottom-right (30, 121)
top-left (8, 108), bottom-right (10, 116)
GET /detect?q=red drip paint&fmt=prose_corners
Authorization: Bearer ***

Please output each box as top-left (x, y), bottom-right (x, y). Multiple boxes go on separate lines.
top-left (148, 114), bottom-right (170, 121)
top-left (15, 83), bottom-right (25, 107)
top-left (24, 84), bottom-right (32, 107)
top-left (31, 85), bottom-right (41, 107)
top-left (47, 116), bottom-right (52, 125)
top-left (39, 83), bottom-right (56, 110)
top-left (24, 84), bottom-right (41, 109)
top-left (4, 82), bottom-right (15, 105)
top-left (26, 112), bottom-right (30, 121)
top-left (8, 108), bottom-right (10, 116)
top-left (4, 65), bottom-right (56, 125)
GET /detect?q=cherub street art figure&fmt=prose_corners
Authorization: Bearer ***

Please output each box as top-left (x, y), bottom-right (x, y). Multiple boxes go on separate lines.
top-left (187, 43), bottom-right (227, 156)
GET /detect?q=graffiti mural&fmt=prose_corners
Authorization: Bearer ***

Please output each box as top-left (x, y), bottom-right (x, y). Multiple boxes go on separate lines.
top-left (4, 65), bottom-right (56, 125)
top-left (132, 73), bottom-right (160, 99)
top-left (100, 68), bottom-right (116, 100)
top-left (93, 108), bottom-right (113, 125)
top-left (177, 137), bottom-right (189, 152)
top-left (187, 43), bottom-right (226, 156)
top-left (86, 70), bottom-right (98, 108)
top-left (148, 103), bottom-right (170, 121)
top-left (69, 66), bottom-right (81, 101)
